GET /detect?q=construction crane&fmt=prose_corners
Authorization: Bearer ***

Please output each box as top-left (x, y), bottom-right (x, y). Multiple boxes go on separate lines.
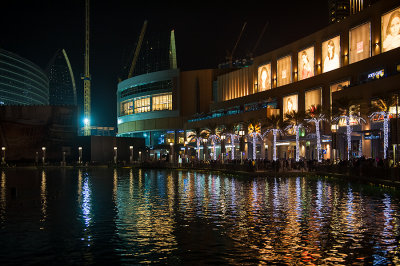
top-left (249, 20), bottom-right (269, 59)
top-left (82, 0), bottom-right (91, 136)
top-left (226, 21), bottom-right (247, 68)
top-left (128, 20), bottom-right (148, 78)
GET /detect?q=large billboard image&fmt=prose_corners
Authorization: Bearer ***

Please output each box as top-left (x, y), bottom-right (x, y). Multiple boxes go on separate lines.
top-left (349, 22), bottom-right (371, 63)
top-left (283, 94), bottom-right (298, 117)
top-left (277, 55), bottom-right (292, 87)
top-left (257, 63), bottom-right (271, 91)
top-left (305, 88), bottom-right (322, 111)
top-left (382, 6), bottom-right (400, 52)
top-left (298, 46), bottom-right (314, 81)
top-left (322, 36), bottom-right (340, 73)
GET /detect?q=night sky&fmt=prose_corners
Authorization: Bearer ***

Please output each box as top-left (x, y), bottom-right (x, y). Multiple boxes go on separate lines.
top-left (0, 1), bottom-right (328, 127)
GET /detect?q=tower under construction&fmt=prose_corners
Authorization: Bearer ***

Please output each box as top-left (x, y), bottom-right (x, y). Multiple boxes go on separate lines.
top-left (82, 0), bottom-right (91, 136)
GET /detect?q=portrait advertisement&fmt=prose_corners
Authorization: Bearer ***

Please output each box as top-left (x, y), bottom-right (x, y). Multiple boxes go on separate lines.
top-left (382, 6), bottom-right (400, 52)
top-left (322, 36), bottom-right (341, 73)
top-left (277, 55), bottom-right (292, 87)
top-left (349, 22), bottom-right (371, 64)
top-left (298, 46), bottom-right (314, 81)
top-left (305, 88), bottom-right (322, 111)
top-left (257, 63), bottom-right (271, 92)
top-left (283, 94), bottom-right (298, 117)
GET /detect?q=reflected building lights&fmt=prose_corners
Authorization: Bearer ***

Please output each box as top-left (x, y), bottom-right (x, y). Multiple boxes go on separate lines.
top-left (0, 171), bottom-right (6, 223)
top-left (40, 170), bottom-right (47, 226)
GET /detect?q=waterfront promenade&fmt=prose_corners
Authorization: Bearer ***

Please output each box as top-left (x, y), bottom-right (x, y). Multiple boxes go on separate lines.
top-left (2, 157), bottom-right (399, 188)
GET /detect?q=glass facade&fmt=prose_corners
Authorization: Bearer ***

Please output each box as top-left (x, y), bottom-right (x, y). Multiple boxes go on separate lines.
top-left (152, 92), bottom-right (172, 111)
top-left (0, 49), bottom-right (49, 105)
top-left (134, 96), bottom-right (151, 113)
top-left (120, 92), bottom-right (172, 116)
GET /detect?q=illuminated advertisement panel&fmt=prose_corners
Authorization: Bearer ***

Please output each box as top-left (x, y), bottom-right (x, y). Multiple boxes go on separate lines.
top-left (349, 22), bottom-right (371, 64)
top-left (298, 46), bottom-right (314, 81)
top-left (283, 94), bottom-right (298, 118)
top-left (305, 88), bottom-right (322, 111)
top-left (322, 36), bottom-right (340, 73)
top-left (382, 7), bottom-right (400, 52)
top-left (277, 55), bottom-right (292, 87)
top-left (257, 63), bottom-right (271, 91)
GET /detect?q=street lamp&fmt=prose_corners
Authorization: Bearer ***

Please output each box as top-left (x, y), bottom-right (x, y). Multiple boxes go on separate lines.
top-left (42, 147), bottom-right (46, 165)
top-left (114, 147), bottom-right (118, 164)
top-left (1, 147), bottom-right (5, 165)
top-left (78, 147), bottom-right (82, 165)
top-left (129, 146), bottom-right (133, 163)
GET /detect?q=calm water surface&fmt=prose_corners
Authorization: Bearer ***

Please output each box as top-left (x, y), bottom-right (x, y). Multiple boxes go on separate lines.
top-left (0, 168), bottom-right (399, 265)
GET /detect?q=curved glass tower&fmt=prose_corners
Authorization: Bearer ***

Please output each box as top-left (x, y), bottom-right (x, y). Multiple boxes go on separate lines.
top-left (0, 49), bottom-right (49, 105)
top-left (46, 49), bottom-right (77, 105)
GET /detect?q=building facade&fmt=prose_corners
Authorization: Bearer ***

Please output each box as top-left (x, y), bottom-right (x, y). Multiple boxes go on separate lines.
top-left (0, 49), bottom-right (49, 105)
top-left (187, 0), bottom-right (400, 162)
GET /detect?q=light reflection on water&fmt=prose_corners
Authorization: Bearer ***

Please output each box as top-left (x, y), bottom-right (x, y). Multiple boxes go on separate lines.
top-left (0, 168), bottom-right (399, 265)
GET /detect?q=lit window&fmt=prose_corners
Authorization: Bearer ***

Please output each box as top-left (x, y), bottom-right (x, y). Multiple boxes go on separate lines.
top-left (152, 92), bottom-right (172, 111)
top-left (134, 96), bottom-right (151, 113)
top-left (121, 101), bottom-right (133, 116)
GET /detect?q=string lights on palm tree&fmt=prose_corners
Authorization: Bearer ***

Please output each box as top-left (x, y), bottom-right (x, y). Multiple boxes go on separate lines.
top-left (332, 97), bottom-right (365, 160)
top-left (305, 104), bottom-right (328, 162)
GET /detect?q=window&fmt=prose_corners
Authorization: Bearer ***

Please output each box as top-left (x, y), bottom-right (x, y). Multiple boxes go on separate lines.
top-left (134, 96), bottom-right (150, 113)
top-left (152, 92), bottom-right (172, 111)
top-left (121, 101), bottom-right (133, 116)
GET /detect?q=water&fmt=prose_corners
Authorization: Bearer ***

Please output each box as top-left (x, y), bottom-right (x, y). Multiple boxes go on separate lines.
top-left (0, 168), bottom-right (399, 265)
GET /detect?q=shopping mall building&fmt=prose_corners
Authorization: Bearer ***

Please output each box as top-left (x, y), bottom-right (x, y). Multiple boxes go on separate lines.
top-left (118, 0), bottom-right (400, 161)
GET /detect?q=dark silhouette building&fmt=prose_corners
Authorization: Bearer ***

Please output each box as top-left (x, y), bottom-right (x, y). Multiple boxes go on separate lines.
top-left (46, 49), bottom-right (77, 106)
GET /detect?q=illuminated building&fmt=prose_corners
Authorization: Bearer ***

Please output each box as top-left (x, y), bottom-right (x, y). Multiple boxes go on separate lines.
top-left (188, 0), bottom-right (400, 161)
top-left (328, 0), bottom-right (380, 24)
top-left (0, 49), bottom-right (49, 105)
top-left (46, 49), bottom-right (77, 106)
top-left (117, 26), bottom-right (225, 157)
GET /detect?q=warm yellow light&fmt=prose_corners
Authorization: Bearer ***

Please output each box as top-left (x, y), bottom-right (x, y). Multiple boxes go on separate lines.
top-left (42, 147), bottom-right (46, 151)
top-left (1, 147), bottom-right (5, 151)
top-left (114, 147), bottom-right (118, 150)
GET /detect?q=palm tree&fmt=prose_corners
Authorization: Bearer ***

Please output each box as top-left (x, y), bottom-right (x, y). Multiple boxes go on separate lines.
top-left (247, 118), bottom-right (262, 160)
top-left (285, 110), bottom-right (306, 162)
top-left (369, 94), bottom-right (397, 159)
top-left (262, 114), bottom-right (286, 161)
top-left (332, 97), bottom-right (365, 160)
top-left (203, 123), bottom-right (221, 161)
top-left (187, 127), bottom-right (207, 160)
top-left (305, 104), bottom-right (328, 162)
top-left (220, 123), bottom-right (239, 160)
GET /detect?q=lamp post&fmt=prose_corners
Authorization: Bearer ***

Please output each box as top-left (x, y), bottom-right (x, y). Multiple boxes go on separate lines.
top-left (1, 147), bottom-right (5, 165)
top-left (114, 147), bottom-right (118, 164)
top-left (78, 147), bottom-right (82, 165)
top-left (202, 138), bottom-right (207, 161)
top-left (42, 147), bottom-right (46, 165)
top-left (129, 146), bottom-right (133, 164)
top-left (220, 135), bottom-right (226, 163)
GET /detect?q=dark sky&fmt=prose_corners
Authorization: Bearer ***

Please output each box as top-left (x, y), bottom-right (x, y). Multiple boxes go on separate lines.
top-left (0, 1), bottom-right (328, 127)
